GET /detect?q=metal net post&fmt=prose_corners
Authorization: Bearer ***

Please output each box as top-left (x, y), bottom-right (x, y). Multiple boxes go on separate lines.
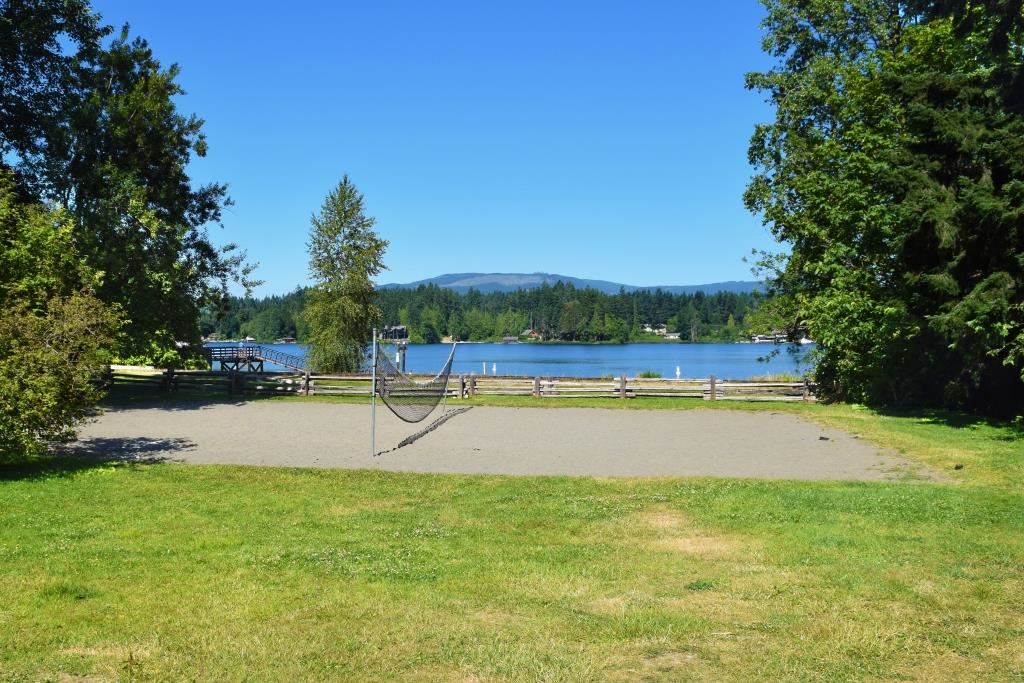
top-left (370, 328), bottom-right (377, 457)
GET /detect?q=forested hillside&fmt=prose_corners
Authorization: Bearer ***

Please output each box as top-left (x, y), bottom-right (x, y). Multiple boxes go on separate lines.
top-left (202, 283), bottom-right (758, 343)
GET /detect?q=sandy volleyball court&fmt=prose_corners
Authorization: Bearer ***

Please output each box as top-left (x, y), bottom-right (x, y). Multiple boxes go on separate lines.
top-left (69, 402), bottom-right (930, 481)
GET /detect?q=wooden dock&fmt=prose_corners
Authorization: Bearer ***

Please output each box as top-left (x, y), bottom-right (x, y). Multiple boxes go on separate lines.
top-left (204, 345), bottom-right (307, 373)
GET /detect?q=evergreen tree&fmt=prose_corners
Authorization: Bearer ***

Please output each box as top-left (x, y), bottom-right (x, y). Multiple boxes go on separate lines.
top-left (304, 176), bottom-right (388, 373)
top-left (747, 0), bottom-right (1024, 414)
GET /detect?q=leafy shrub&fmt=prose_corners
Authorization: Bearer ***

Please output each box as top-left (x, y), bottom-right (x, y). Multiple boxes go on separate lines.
top-left (0, 294), bottom-right (117, 459)
top-left (0, 175), bottom-right (118, 459)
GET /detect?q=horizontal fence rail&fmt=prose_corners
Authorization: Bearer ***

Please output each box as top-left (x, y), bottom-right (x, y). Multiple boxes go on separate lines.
top-left (110, 370), bottom-right (816, 402)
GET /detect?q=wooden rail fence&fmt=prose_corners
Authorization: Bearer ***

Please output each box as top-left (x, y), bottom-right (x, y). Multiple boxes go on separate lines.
top-left (111, 370), bottom-right (815, 402)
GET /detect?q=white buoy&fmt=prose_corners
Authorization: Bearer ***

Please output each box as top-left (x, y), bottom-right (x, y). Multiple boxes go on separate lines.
top-left (492, 362), bottom-right (497, 375)
top-left (676, 366), bottom-right (681, 379)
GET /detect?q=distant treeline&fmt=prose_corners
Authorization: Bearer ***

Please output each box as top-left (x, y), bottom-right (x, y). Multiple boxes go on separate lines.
top-left (202, 283), bottom-right (759, 343)
top-left (201, 288), bottom-right (310, 342)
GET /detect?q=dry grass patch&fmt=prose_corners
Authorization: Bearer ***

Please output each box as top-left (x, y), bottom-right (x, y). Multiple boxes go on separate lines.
top-left (652, 535), bottom-right (740, 556)
top-left (661, 592), bottom-right (762, 624)
top-left (633, 650), bottom-right (702, 678)
top-left (52, 643), bottom-right (153, 682)
top-left (586, 593), bottom-right (647, 616)
top-left (602, 647), bottom-right (714, 682)
top-left (43, 674), bottom-right (109, 683)
top-left (986, 641), bottom-right (1024, 667)
top-left (641, 508), bottom-right (689, 530)
top-left (467, 607), bottom-right (523, 629)
top-left (586, 595), bottom-right (629, 616)
top-left (325, 497), bottom-right (415, 516)
top-left (402, 663), bottom-right (484, 683)
top-left (897, 650), bottom-right (1002, 682)
top-left (631, 506), bottom-right (746, 559)
top-left (59, 644), bottom-right (152, 659)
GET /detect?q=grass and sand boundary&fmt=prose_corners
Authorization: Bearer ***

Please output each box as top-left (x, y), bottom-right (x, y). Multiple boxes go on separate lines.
top-left (1, 391), bottom-right (1021, 680)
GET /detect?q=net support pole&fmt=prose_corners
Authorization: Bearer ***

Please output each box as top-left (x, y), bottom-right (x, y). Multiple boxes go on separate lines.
top-left (370, 327), bottom-right (377, 457)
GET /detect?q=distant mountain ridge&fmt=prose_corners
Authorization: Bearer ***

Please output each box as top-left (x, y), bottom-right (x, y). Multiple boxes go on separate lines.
top-left (379, 272), bottom-right (761, 295)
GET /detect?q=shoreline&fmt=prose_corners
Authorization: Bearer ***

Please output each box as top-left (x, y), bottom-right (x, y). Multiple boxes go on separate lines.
top-left (206, 339), bottom-right (794, 347)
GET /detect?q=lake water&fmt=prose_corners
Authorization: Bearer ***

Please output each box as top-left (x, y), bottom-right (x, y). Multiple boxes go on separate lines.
top-left (209, 342), bottom-right (814, 379)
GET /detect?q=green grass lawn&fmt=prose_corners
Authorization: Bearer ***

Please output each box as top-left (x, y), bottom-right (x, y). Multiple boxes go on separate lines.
top-left (2, 397), bottom-right (1022, 681)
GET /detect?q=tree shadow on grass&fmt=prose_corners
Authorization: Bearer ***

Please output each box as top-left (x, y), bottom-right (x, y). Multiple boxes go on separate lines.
top-left (101, 386), bottom-right (364, 413)
top-left (873, 407), bottom-right (1023, 440)
top-left (0, 436), bottom-right (195, 481)
top-left (101, 384), bottom-right (291, 412)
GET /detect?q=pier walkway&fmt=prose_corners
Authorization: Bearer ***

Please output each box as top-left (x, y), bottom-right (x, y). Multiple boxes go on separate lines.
top-left (205, 345), bottom-right (307, 373)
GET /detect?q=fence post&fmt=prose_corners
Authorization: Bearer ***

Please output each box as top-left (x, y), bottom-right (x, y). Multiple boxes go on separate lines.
top-left (229, 369), bottom-right (239, 395)
top-left (162, 367), bottom-right (175, 392)
top-left (802, 378), bottom-right (810, 402)
top-left (458, 374), bottom-right (465, 399)
top-left (304, 371), bottom-right (311, 396)
top-left (709, 374), bottom-right (717, 401)
top-left (533, 376), bottom-right (540, 397)
top-left (619, 373), bottom-right (627, 399)
top-left (468, 376), bottom-right (476, 397)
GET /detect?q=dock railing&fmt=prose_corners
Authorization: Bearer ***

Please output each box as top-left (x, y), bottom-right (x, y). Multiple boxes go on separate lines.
top-left (204, 344), bottom-right (307, 372)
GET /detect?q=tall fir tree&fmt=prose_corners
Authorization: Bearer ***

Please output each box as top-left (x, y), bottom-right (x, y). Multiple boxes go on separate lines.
top-left (304, 176), bottom-right (388, 373)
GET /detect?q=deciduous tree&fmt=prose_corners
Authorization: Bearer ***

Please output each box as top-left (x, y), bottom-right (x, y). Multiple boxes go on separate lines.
top-left (1, 1), bottom-right (258, 364)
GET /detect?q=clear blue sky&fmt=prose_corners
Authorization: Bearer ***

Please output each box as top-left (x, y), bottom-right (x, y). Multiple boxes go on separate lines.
top-left (91, 0), bottom-right (777, 296)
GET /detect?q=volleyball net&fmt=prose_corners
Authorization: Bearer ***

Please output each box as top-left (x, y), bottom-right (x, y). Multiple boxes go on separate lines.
top-left (373, 339), bottom-right (456, 423)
